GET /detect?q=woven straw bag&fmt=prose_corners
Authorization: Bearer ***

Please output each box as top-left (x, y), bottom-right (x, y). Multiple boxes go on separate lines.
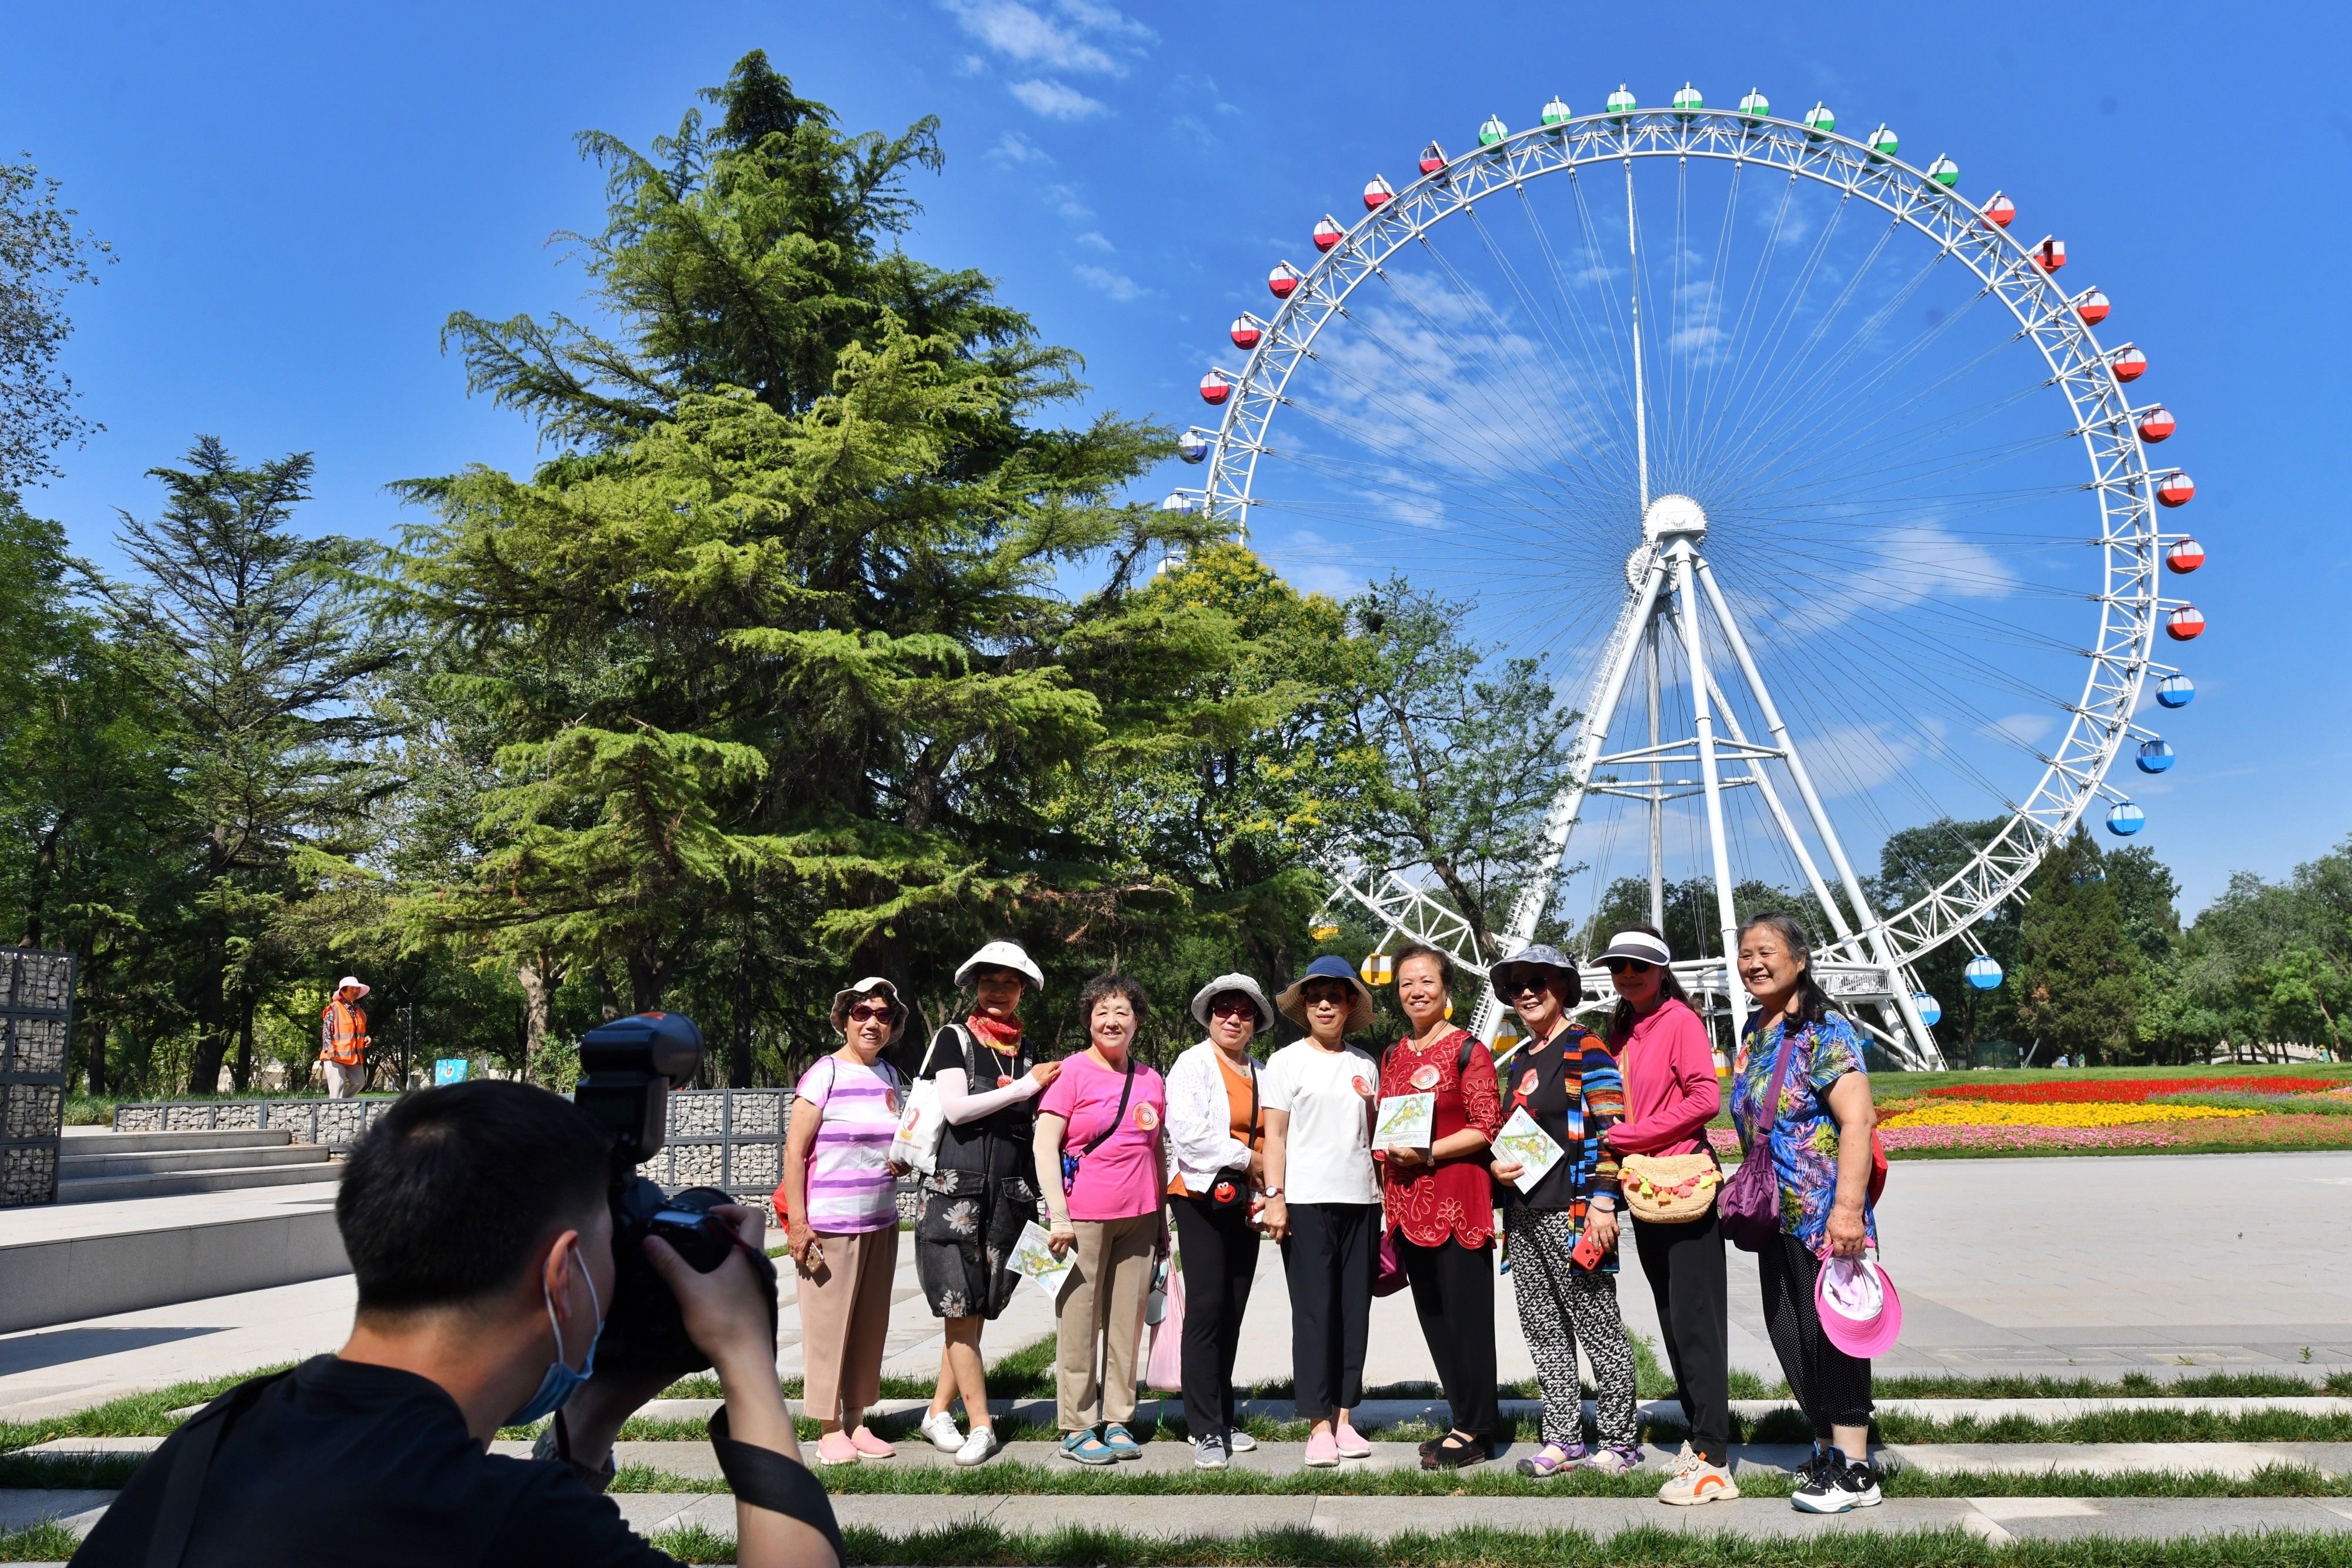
top-left (1621, 1152), bottom-right (1722, 1223)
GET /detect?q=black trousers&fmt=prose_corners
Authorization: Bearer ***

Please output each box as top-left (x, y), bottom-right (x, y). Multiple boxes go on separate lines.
top-left (1631, 1206), bottom-right (1733, 1464)
top-left (1395, 1231), bottom-right (1499, 1440)
top-left (1279, 1202), bottom-right (1379, 1421)
top-left (1171, 1193), bottom-right (1261, 1440)
top-left (1758, 1232), bottom-right (1875, 1439)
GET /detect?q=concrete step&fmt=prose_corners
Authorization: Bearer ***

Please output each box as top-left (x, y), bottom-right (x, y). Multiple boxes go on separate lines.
top-left (54, 1162), bottom-right (344, 1204)
top-left (72, 1128), bottom-right (295, 1154)
top-left (58, 1144), bottom-right (330, 1179)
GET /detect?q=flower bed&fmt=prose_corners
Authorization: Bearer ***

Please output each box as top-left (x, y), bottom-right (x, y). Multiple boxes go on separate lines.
top-left (1880, 1100), bottom-right (2259, 1131)
top-left (1922, 1075), bottom-right (2338, 1104)
top-left (1876, 1114), bottom-right (2352, 1156)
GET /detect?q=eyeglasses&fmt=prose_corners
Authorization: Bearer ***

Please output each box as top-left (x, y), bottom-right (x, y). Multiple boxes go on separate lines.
top-left (846, 1002), bottom-right (898, 1023)
top-left (1602, 958), bottom-right (1654, 975)
top-left (1208, 998), bottom-right (1259, 1019)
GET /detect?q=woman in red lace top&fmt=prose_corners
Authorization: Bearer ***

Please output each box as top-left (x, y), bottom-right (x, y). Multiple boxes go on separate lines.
top-left (1376, 943), bottom-right (1504, 1468)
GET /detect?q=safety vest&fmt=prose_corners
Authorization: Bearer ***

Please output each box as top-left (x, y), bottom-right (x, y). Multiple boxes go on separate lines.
top-left (321, 999), bottom-right (370, 1066)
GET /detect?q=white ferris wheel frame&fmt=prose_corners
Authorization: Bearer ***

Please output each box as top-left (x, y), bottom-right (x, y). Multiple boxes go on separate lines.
top-left (1182, 102), bottom-right (2177, 1067)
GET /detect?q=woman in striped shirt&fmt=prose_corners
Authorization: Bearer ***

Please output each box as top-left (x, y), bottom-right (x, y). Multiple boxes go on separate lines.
top-left (783, 977), bottom-right (914, 1466)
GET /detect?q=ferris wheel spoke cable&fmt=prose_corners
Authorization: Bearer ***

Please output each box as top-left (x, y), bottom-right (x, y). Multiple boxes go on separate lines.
top-left (1668, 155), bottom-right (1748, 483)
top-left (1512, 185), bottom-right (1648, 467)
top-left (1264, 390), bottom-right (1604, 527)
top-left (1734, 389), bottom-right (2064, 509)
top-left (1681, 169), bottom-right (1808, 470)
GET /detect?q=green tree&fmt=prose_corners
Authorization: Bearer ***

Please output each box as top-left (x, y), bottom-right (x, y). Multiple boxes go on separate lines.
top-left (1872, 817), bottom-right (2022, 1054)
top-left (0, 158), bottom-right (111, 488)
top-left (2012, 826), bottom-right (2140, 1065)
top-left (104, 439), bottom-right (400, 1093)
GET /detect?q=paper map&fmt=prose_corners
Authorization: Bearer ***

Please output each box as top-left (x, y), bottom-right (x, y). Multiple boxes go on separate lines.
top-left (1375, 1091), bottom-right (1434, 1149)
top-left (1010, 1219), bottom-right (1076, 1302)
top-left (1495, 1105), bottom-right (1566, 1192)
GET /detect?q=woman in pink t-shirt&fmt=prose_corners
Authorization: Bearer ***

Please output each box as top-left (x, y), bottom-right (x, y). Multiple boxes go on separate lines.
top-left (1033, 972), bottom-right (1168, 1465)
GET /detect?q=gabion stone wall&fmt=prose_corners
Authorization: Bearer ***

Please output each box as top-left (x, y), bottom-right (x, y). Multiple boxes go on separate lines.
top-left (1, 949), bottom-right (74, 1206)
top-left (113, 1096), bottom-right (393, 1151)
top-left (637, 1089), bottom-right (789, 1206)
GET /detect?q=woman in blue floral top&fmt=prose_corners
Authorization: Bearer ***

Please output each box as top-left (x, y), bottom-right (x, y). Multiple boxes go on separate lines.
top-left (1730, 912), bottom-right (1882, 1516)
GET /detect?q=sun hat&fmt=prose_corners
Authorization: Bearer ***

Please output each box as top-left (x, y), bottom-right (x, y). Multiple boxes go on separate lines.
top-left (1815, 1255), bottom-right (1903, 1359)
top-left (333, 976), bottom-right (370, 1000)
top-left (829, 977), bottom-right (910, 1043)
top-left (1190, 974), bottom-right (1275, 1032)
top-left (1488, 944), bottom-right (1583, 1001)
top-left (954, 940), bottom-right (1045, 991)
top-left (1595, 929), bottom-right (1674, 967)
top-left (1275, 955), bottom-right (1377, 1034)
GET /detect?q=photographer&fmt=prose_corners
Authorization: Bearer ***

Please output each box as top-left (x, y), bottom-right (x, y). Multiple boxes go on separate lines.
top-left (74, 1081), bottom-right (840, 1568)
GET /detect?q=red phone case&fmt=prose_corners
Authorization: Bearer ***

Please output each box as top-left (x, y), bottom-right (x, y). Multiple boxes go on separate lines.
top-left (1572, 1227), bottom-right (1607, 1269)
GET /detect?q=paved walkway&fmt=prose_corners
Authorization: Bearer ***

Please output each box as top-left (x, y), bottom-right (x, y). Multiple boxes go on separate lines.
top-left (4, 1149), bottom-right (2348, 1427)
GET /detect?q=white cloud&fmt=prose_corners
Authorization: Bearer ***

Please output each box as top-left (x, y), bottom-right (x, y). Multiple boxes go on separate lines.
top-left (1010, 78), bottom-right (1109, 120)
top-left (943, 0), bottom-right (1153, 76)
top-left (1075, 264), bottom-right (1145, 301)
top-left (1984, 711), bottom-right (2059, 750)
top-left (1075, 230), bottom-right (1114, 252)
top-left (987, 129), bottom-right (1053, 166)
top-left (1040, 182), bottom-right (1094, 220)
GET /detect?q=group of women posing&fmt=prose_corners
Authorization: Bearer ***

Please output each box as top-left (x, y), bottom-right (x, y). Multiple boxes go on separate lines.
top-left (776, 917), bottom-right (1885, 1514)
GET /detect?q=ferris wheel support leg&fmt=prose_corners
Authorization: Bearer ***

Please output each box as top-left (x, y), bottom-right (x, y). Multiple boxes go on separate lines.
top-left (1669, 545), bottom-right (1748, 1037)
top-left (1646, 613), bottom-right (1666, 932)
top-left (1690, 556), bottom-right (1946, 1070)
top-left (1472, 560), bottom-right (1672, 1044)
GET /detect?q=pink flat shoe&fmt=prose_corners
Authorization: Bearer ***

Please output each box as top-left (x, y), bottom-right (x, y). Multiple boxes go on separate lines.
top-left (1334, 1422), bottom-right (1373, 1459)
top-left (849, 1426), bottom-right (896, 1459)
top-left (1303, 1429), bottom-right (1340, 1468)
top-left (815, 1430), bottom-right (860, 1466)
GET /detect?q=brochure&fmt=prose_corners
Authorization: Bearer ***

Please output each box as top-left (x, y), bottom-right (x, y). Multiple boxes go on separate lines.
top-left (1010, 1219), bottom-right (1076, 1303)
top-left (1375, 1091), bottom-right (1435, 1150)
top-left (1495, 1105), bottom-right (1566, 1193)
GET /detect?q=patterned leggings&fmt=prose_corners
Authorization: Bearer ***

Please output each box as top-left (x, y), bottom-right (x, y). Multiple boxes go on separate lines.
top-left (1504, 1208), bottom-right (1638, 1450)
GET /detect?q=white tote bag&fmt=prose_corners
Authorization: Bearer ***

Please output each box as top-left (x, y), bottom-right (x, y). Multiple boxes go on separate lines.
top-left (888, 1026), bottom-right (960, 1175)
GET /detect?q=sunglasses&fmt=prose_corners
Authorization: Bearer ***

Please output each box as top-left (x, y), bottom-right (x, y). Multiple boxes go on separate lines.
top-left (1602, 958), bottom-right (1655, 975)
top-left (846, 1002), bottom-right (898, 1023)
top-left (1300, 984), bottom-right (1352, 1005)
top-left (1208, 998), bottom-right (1259, 1019)
top-left (1501, 975), bottom-right (1553, 997)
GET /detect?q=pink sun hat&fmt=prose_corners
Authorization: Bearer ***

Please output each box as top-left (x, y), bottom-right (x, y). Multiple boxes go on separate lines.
top-left (1816, 1255), bottom-right (1903, 1359)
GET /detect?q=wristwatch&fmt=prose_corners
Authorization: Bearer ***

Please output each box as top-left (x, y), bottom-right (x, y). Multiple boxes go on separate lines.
top-left (1259, 1186), bottom-right (1284, 1199)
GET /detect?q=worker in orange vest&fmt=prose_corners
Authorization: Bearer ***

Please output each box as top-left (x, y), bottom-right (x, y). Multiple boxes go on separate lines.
top-left (320, 977), bottom-right (372, 1099)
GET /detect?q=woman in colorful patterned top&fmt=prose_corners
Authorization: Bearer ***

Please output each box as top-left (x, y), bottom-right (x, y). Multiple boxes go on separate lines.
top-left (1730, 911), bottom-right (1883, 1516)
top-left (782, 977), bottom-right (913, 1466)
top-left (1485, 945), bottom-right (1638, 1479)
top-left (1377, 942), bottom-right (1504, 1469)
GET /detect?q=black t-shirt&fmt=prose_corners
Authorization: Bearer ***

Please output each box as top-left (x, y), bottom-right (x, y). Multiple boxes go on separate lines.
top-left (73, 1357), bottom-right (672, 1568)
top-left (922, 1024), bottom-right (1036, 1177)
top-left (1500, 1023), bottom-right (1603, 1212)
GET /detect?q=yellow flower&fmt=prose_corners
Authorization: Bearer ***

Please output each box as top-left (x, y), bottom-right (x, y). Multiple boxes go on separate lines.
top-left (1879, 1101), bottom-right (2261, 1131)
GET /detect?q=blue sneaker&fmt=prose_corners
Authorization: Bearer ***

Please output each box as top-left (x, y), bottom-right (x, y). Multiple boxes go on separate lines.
top-left (1060, 1429), bottom-right (1116, 1466)
top-left (1101, 1422), bottom-right (1144, 1459)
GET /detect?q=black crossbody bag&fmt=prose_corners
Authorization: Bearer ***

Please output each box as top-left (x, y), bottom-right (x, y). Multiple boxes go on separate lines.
top-left (1204, 1059), bottom-right (1259, 1213)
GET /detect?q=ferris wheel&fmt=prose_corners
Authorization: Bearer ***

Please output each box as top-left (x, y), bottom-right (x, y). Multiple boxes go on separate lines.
top-left (1171, 86), bottom-right (2204, 1069)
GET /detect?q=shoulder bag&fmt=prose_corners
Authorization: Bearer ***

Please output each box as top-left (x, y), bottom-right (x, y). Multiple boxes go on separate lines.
top-left (1718, 1022), bottom-right (1798, 1252)
top-left (889, 1027), bottom-right (965, 1176)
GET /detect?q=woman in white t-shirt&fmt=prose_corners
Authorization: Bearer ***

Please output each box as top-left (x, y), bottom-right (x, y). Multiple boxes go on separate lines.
top-left (1258, 955), bottom-right (1383, 1469)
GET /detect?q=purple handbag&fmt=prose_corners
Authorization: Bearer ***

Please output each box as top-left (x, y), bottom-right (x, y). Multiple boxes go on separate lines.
top-left (1374, 1222), bottom-right (1408, 1297)
top-left (1718, 1025), bottom-right (1798, 1253)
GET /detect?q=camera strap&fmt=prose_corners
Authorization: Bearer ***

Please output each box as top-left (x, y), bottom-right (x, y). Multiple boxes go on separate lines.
top-left (143, 1368), bottom-right (292, 1568)
top-left (709, 1405), bottom-right (846, 1567)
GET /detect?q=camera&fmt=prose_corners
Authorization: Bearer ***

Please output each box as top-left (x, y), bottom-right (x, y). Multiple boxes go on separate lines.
top-left (574, 1011), bottom-right (781, 1380)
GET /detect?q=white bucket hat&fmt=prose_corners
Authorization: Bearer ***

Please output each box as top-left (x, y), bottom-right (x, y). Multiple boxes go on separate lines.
top-left (334, 976), bottom-right (370, 1000)
top-left (954, 940), bottom-right (1045, 991)
top-left (829, 977), bottom-right (910, 1043)
top-left (1190, 974), bottom-right (1274, 1032)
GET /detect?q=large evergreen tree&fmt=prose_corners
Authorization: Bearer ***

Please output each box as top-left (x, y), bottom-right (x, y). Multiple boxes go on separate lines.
top-left (2013, 826), bottom-right (2140, 1065)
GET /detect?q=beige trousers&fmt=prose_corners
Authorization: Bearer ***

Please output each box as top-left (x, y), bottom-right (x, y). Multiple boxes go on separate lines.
top-left (794, 1225), bottom-right (899, 1423)
top-left (1055, 1213), bottom-right (1159, 1432)
top-left (323, 1061), bottom-right (365, 1099)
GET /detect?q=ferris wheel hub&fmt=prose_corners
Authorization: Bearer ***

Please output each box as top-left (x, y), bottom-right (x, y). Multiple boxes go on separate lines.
top-left (1642, 493), bottom-right (1709, 542)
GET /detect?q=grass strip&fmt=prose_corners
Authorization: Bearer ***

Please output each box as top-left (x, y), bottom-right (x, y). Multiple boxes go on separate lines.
top-left (0, 1364), bottom-right (295, 1454)
top-left (0, 1520), bottom-right (80, 1562)
top-left (639, 1521), bottom-right (2352, 1566)
top-left (600, 1457), bottom-right (2352, 1500)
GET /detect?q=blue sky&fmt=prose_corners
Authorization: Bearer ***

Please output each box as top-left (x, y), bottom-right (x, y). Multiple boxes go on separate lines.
top-left (6, 1), bottom-right (2347, 917)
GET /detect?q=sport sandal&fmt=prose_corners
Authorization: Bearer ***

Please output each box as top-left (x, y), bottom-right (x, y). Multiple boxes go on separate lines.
top-left (1060, 1429), bottom-right (1117, 1466)
top-left (1101, 1422), bottom-right (1143, 1459)
top-left (1516, 1442), bottom-right (1587, 1479)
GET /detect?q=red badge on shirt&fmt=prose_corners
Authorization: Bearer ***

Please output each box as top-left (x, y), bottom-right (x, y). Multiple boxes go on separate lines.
top-left (1516, 1068), bottom-right (1538, 1101)
top-left (1410, 1064), bottom-right (1441, 1091)
top-left (884, 1088), bottom-right (900, 1115)
top-left (997, 1074), bottom-right (1013, 1088)
top-left (1134, 1102), bottom-right (1160, 1132)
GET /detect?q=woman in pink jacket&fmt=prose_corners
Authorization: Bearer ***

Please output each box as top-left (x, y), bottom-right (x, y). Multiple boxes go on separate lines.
top-left (1599, 925), bottom-right (1734, 1506)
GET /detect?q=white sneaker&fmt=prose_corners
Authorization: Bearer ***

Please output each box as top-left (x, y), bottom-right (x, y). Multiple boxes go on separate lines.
top-left (954, 1425), bottom-right (1004, 1467)
top-left (920, 1412), bottom-right (964, 1453)
top-left (1656, 1443), bottom-right (1741, 1506)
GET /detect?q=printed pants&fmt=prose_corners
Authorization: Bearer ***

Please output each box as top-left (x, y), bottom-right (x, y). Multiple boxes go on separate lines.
top-left (1503, 1208), bottom-right (1638, 1450)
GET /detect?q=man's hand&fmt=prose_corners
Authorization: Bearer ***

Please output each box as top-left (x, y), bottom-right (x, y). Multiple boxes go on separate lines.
top-left (644, 1203), bottom-right (778, 1377)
